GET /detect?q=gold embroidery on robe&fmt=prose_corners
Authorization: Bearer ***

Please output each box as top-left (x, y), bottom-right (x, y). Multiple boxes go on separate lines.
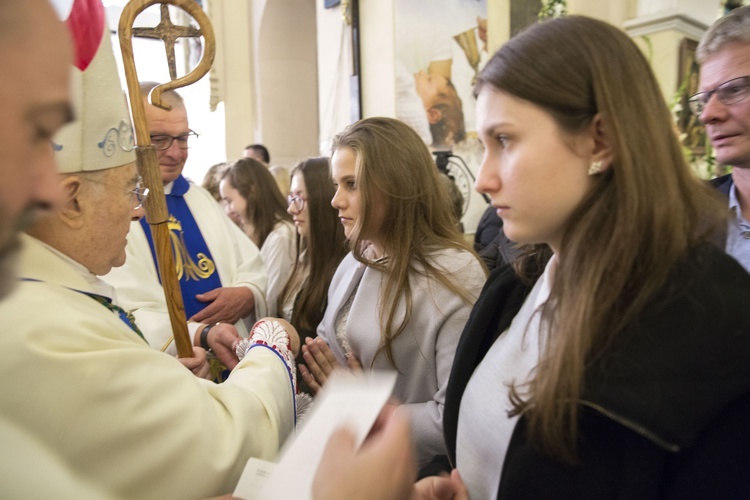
top-left (168, 216), bottom-right (216, 280)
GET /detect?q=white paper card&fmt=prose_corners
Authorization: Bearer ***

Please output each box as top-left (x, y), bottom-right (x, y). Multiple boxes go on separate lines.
top-left (233, 458), bottom-right (276, 500)
top-left (233, 371), bottom-right (397, 499)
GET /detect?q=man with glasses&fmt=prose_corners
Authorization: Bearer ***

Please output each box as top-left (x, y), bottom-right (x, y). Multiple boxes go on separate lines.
top-left (106, 81), bottom-right (269, 365)
top-left (693, 5), bottom-right (750, 272)
top-left (0, 5), bottom-right (296, 497)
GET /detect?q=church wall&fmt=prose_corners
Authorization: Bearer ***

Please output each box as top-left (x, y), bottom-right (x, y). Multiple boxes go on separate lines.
top-left (210, 0), bottom-right (255, 165)
top-left (210, 0), bottom-right (319, 172)
top-left (256, 0), bottom-right (320, 168)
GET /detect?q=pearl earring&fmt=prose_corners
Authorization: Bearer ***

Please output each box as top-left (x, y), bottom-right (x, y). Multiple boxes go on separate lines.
top-left (588, 160), bottom-right (603, 176)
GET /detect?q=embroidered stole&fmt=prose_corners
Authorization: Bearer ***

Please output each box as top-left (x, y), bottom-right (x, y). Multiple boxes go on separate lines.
top-left (139, 175), bottom-right (222, 318)
top-left (21, 278), bottom-right (146, 343)
top-left (82, 292), bottom-right (147, 342)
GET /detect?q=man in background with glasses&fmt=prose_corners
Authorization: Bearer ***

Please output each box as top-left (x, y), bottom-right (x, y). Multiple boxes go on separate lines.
top-left (693, 5), bottom-right (750, 272)
top-left (106, 82), bottom-right (269, 367)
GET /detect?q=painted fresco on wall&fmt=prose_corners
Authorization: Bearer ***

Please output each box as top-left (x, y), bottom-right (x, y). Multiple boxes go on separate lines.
top-left (395, 0), bottom-right (489, 235)
top-left (676, 38), bottom-right (706, 155)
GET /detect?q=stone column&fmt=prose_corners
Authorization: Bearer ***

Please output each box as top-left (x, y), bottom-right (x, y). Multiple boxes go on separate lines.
top-left (624, 0), bottom-right (721, 99)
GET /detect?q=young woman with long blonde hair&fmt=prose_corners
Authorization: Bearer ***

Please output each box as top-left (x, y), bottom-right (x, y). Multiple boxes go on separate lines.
top-left (300, 117), bottom-right (487, 469)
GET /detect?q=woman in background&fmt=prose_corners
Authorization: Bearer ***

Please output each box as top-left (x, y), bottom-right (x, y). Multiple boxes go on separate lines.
top-left (279, 157), bottom-right (347, 349)
top-left (299, 117), bottom-right (487, 470)
top-left (220, 158), bottom-right (295, 315)
top-left (201, 162), bottom-right (228, 203)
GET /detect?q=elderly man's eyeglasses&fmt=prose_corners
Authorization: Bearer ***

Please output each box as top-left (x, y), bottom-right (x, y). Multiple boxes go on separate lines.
top-left (149, 131), bottom-right (199, 151)
top-left (688, 76), bottom-right (750, 116)
top-left (127, 180), bottom-right (149, 209)
top-left (287, 194), bottom-right (307, 211)
top-left (89, 176), bottom-right (149, 210)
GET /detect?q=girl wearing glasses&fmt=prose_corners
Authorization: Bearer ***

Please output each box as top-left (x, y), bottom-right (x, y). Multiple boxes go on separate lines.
top-left (279, 157), bottom-right (348, 355)
top-left (219, 158), bottom-right (295, 316)
top-left (299, 117), bottom-right (487, 470)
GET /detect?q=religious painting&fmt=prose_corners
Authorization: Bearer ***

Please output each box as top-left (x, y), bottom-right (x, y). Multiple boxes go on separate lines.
top-left (510, 0), bottom-right (539, 36)
top-left (676, 38), bottom-right (706, 154)
top-left (394, 0), bottom-right (489, 235)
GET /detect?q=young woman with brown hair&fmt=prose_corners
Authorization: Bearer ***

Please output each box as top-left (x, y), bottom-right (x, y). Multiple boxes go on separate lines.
top-left (220, 158), bottom-right (295, 315)
top-left (438, 15), bottom-right (750, 499)
top-left (278, 157), bottom-right (347, 346)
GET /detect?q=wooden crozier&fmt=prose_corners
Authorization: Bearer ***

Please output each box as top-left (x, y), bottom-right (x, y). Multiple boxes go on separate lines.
top-left (119, 0), bottom-right (216, 358)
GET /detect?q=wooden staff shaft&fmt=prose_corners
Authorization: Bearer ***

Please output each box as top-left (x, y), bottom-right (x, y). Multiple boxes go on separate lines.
top-left (135, 147), bottom-right (193, 358)
top-left (119, 0), bottom-right (216, 358)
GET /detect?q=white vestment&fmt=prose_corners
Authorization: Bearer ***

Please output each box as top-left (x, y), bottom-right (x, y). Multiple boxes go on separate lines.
top-left (105, 181), bottom-right (268, 352)
top-left (0, 234), bottom-right (294, 499)
top-left (260, 220), bottom-right (296, 316)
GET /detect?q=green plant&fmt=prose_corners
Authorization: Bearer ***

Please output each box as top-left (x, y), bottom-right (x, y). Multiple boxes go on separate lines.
top-left (538, 0), bottom-right (567, 20)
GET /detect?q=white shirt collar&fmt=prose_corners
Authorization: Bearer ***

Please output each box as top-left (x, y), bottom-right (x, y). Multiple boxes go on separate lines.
top-left (36, 240), bottom-right (117, 301)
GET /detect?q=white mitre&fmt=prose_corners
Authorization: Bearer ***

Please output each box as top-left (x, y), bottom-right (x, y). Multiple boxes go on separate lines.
top-left (51, 0), bottom-right (135, 174)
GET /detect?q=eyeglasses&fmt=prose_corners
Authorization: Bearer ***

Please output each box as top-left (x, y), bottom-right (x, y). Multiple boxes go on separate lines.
top-left (89, 176), bottom-right (149, 210)
top-left (149, 130), bottom-right (199, 151)
top-left (688, 76), bottom-right (750, 116)
top-left (287, 194), bottom-right (307, 211)
top-left (128, 180), bottom-right (149, 209)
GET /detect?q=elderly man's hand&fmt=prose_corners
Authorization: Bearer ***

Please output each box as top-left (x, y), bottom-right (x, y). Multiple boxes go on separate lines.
top-left (178, 347), bottom-right (211, 380)
top-left (191, 286), bottom-right (254, 325)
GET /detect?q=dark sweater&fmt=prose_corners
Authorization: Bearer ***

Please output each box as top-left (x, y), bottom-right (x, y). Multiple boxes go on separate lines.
top-left (444, 243), bottom-right (750, 498)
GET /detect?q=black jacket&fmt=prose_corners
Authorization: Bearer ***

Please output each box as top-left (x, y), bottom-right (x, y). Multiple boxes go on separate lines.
top-left (444, 243), bottom-right (750, 499)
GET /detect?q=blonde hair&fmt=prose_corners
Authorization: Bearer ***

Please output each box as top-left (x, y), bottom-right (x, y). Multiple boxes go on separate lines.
top-left (475, 16), bottom-right (727, 462)
top-left (331, 117), bottom-right (484, 369)
top-left (201, 162), bottom-right (227, 202)
top-left (697, 5), bottom-right (750, 63)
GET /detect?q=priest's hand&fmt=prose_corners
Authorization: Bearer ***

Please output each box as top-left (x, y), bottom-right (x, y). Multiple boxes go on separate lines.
top-left (204, 323), bottom-right (241, 370)
top-left (298, 337), bottom-right (343, 395)
top-left (191, 286), bottom-right (254, 325)
top-left (178, 347), bottom-right (211, 380)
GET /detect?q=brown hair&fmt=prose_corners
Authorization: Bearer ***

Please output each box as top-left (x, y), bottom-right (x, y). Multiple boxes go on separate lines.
top-left (475, 16), bottom-right (727, 462)
top-left (221, 157), bottom-right (291, 247)
top-left (331, 117), bottom-right (484, 369)
top-left (279, 157), bottom-right (347, 336)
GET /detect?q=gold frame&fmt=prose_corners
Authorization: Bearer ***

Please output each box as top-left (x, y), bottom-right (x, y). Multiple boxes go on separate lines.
top-left (676, 38), bottom-right (706, 155)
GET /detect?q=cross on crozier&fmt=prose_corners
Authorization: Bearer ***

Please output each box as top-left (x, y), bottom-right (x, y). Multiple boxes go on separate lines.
top-left (132, 4), bottom-right (201, 80)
